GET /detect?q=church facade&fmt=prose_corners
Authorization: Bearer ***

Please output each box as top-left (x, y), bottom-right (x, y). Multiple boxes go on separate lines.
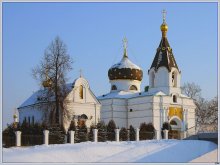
top-left (17, 76), bottom-right (101, 131)
top-left (17, 12), bottom-right (196, 138)
top-left (98, 14), bottom-right (196, 136)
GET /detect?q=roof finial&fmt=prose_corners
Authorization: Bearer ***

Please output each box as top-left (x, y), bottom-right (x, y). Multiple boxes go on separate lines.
top-left (162, 9), bottom-right (167, 24)
top-left (123, 37), bottom-right (128, 58)
top-left (160, 9), bottom-right (168, 37)
top-left (79, 69), bottom-right (83, 77)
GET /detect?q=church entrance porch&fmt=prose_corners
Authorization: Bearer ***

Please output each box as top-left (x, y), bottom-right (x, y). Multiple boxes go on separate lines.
top-left (169, 117), bottom-right (182, 139)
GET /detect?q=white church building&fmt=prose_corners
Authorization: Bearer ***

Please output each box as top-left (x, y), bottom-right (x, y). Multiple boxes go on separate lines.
top-left (98, 14), bottom-right (196, 135)
top-left (17, 76), bottom-right (101, 131)
top-left (17, 12), bottom-right (196, 138)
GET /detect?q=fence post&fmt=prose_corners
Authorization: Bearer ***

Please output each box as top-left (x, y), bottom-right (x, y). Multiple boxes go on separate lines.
top-left (69, 131), bottom-right (75, 144)
top-left (115, 129), bottom-right (120, 142)
top-left (15, 131), bottom-right (21, 147)
top-left (163, 130), bottom-right (168, 140)
top-left (181, 131), bottom-right (187, 139)
top-left (135, 128), bottom-right (139, 141)
top-left (43, 130), bottom-right (49, 145)
top-left (93, 129), bottom-right (98, 142)
top-left (156, 130), bottom-right (160, 140)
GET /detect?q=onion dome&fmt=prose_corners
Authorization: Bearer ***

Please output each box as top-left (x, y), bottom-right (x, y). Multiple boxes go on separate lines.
top-left (150, 10), bottom-right (179, 72)
top-left (108, 38), bottom-right (143, 81)
top-left (42, 79), bottom-right (52, 88)
top-left (42, 67), bottom-right (52, 88)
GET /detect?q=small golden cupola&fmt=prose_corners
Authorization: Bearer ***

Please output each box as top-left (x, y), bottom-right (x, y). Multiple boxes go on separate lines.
top-left (42, 68), bottom-right (52, 88)
top-left (160, 9), bottom-right (168, 38)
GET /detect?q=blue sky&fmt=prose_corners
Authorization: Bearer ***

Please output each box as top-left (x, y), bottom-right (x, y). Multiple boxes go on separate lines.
top-left (2, 2), bottom-right (218, 127)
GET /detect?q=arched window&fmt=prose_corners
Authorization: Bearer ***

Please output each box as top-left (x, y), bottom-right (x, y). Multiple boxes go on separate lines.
top-left (151, 72), bottom-right (155, 87)
top-left (111, 85), bottom-right (117, 90)
top-left (79, 85), bottom-right (83, 99)
top-left (172, 71), bottom-right (177, 87)
top-left (173, 95), bottom-right (177, 103)
top-left (130, 85), bottom-right (137, 91)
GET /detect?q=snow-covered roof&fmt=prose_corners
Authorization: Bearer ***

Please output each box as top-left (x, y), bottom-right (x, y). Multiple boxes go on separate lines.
top-left (98, 90), bottom-right (166, 100)
top-left (110, 57), bottom-right (141, 70)
top-left (18, 76), bottom-right (100, 109)
top-left (179, 93), bottom-right (191, 98)
top-left (18, 83), bottom-right (73, 109)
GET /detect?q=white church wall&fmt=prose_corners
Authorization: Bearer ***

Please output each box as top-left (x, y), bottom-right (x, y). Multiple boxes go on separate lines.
top-left (155, 67), bottom-right (169, 87)
top-left (18, 106), bottom-right (44, 124)
top-left (128, 117), bottom-right (153, 128)
top-left (67, 103), bottom-right (101, 127)
top-left (128, 96), bottom-right (152, 105)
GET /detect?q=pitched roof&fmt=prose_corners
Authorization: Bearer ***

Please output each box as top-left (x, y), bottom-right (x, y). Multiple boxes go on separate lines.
top-left (17, 83), bottom-right (72, 109)
top-left (150, 37), bottom-right (179, 72)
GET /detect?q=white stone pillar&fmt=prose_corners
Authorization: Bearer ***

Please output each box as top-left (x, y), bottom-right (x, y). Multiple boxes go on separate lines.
top-left (182, 131), bottom-right (187, 139)
top-left (163, 130), bottom-right (168, 140)
top-left (160, 109), bottom-right (163, 128)
top-left (163, 109), bottom-right (166, 123)
top-left (115, 129), bottom-right (120, 142)
top-left (135, 128), bottom-right (139, 141)
top-left (156, 130), bottom-right (160, 140)
top-left (69, 131), bottom-right (75, 144)
top-left (15, 131), bottom-right (21, 147)
top-left (43, 130), bottom-right (49, 145)
top-left (93, 129), bottom-right (98, 142)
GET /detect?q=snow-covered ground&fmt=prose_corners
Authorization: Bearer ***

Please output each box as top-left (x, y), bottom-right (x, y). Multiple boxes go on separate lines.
top-left (3, 140), bottom-right (217, 163)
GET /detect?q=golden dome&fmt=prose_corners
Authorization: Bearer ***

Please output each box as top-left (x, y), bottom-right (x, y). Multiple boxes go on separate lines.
top-left (13, 114), bottom-right (18, 119)
top-left (160, 23), bottom-right (168, 32)
top-left (42, 79), bottom-right (52, 88)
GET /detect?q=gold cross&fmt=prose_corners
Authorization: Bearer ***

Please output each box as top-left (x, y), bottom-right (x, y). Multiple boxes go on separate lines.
top-left (123, 37), bottom-right (128, 50)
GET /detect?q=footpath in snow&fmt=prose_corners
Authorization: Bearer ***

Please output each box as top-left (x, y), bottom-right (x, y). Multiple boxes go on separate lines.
top-left (3, 139), bottom-right (217, 163)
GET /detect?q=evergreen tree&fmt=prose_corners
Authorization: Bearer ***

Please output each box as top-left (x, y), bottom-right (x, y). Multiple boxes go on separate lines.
top-left (139, 122), bottom-right (156, 140)
top-left (129, 125), bottom-right (136, 141)
top-left (119, 127), bottom-right (128, 141)
top-left (48, 124), bottom-right (66, 144)
top-left (68, 121), bottom-right (76, 131)
top-left (21, 119), bottom-right (30, 135)
top-left (78, 124), bottom-right (88, 142)
top-left (97, 121), bottom-right (107, 142)
top-left (145, 123), bottom-right (156, 139)
top-left (107, 120), bottom-right (116, 141)
top-left (139, 122), bottom-right (148, 140)
top-left (88, 124), bottom-right (96, 141)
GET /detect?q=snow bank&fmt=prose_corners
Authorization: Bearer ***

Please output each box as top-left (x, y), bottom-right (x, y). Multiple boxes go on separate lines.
top-left (3, 140), bottom-right (217, 163)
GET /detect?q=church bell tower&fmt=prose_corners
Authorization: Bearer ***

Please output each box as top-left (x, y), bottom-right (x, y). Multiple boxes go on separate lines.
top-left (148, 10), bottom-right (181, 95)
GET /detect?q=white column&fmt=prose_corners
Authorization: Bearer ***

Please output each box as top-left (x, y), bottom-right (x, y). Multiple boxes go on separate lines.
top-left (163, 130), bottom-right (168, 140)
top-left (135, 128), bottom-right (139, 141)
top-left (163, 109), bottom-right (166, 123)
top-left (160, 109), bottom-right (163, 128)
top-left (43, 130), bottom-right (49, 145)
top-left (182, 109), bottom-right (185, 131)
top-left (156, 130), bottom-right (160, 140)
top-left (15, 131), bottom-right (21, 147)
top-left (182, 131), bottom-right (187, 139)
top-left (115, 129), bottom-right (120, 142)
top-left (93, 129), bottom-right (98, 142)
top-left (69, 131), bottom-right (75, 144)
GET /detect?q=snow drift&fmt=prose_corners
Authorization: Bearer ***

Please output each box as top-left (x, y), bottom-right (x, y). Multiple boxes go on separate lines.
top-left (3, 140), bottom-right (217, 163)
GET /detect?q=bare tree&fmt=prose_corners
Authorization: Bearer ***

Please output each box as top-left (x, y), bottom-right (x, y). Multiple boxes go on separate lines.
top-left (181, 82), bottom-right (201, 100)
top-left (32, 36), bottom-right (73, 126)
top-left (182, 82), bottom-right (218, 132)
